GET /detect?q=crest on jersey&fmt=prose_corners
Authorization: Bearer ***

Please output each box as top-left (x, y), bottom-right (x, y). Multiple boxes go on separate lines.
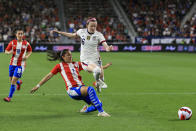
top-left (92, 36), bottom-right (96, 40)
top-left (22, 45), bottom-right (26, 48)
top-left (87, 36), bottom-right (91, 40)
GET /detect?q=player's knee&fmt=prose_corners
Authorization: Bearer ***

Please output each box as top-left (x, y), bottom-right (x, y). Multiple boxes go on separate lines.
top-left (87, 86), bottom-right (96, 94)
top-left (92, 66), bottom-right (101, 74)
top-left (80, 86), bottom-right (88, 96)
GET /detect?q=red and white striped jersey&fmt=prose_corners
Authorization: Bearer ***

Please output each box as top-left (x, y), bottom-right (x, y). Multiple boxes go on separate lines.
top-left (51, 61), bottom-right (84, 90)
top-left (6, 40), bottom-right (32, 66)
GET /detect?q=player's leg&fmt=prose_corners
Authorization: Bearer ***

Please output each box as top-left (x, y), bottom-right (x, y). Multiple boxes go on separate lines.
top-left (16, 80), bottom-right (22, 90)
top-left (4, 65), bottom-right (15, 101)
top-left (81, 62), bottom-right (106, 92)
top-left (9, 76), bottom-right (19, 97)
top-left (4, 66), bottom-right (22, 102)
top-left (66, 86), bottom-right (95, 113)
top-left (16, 66), bottom-right (24, 90)
top-left (80, 101), bottom-right (103, 113)
top-left (100, 66), bottom-right (104, 81)
top-left (80, 86), bottom-right (110, 117)
top-left (84, 63), bottom-right (101, 81)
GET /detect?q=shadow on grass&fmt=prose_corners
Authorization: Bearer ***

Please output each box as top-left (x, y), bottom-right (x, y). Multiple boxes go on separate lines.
top-left (0, 112), bottom-right (97, 121)
top-left (168, 118), bottom-right (195, 121)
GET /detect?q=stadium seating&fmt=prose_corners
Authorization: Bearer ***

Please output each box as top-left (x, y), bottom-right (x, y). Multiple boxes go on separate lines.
top-left (0, 0), bottom-right (60, 43)
top-left (64, 0), bottom-right (130, 42)
top-left (0, 0), bottom-right (195, 43)
top-left (182, 13), bottom-right (196, 38)
top-left (120, 0), bottom-right (195, 37)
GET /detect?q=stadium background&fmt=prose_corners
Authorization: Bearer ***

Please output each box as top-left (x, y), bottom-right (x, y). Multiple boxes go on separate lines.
top-left (0, 0), bottom-right (196, 52)
top-left (0, 0), bottom-right (196, 131)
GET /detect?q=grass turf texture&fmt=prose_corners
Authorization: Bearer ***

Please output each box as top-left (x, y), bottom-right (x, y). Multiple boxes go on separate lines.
top-left (0, 52), bottom-right (196, 131)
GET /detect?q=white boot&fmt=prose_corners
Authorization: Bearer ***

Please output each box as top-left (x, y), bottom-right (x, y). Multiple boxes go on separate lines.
top-left (80, 105), bottom-right (88, 113)
top-left (97, 79), bottom-right (107, 89)
top-left (98, 111), bottom-right (111, 117)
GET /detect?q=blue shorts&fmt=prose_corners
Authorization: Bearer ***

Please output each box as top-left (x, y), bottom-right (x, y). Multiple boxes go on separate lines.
top-left (9, 65), bottom-right (23, 78)
top-left (67, 86), bottom-right (91, 105)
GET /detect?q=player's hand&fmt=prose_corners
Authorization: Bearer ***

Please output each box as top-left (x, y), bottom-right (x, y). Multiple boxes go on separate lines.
top-left (103, 62), bottom-right (112, 69)
top-left (30, 86), bottom-right (39, 94)
top-left (50, 29), bottom-right (59, 34)
top-left (22, 56), bottom-right (28, 61)
top-left (106, 45), bottom-right (113, 52)
top-left (107, 62), bottom-right (112, 66)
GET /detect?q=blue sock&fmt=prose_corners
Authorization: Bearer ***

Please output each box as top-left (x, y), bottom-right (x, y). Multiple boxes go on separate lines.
top-left (85, 102), bottom-right (103, 113)
top-left (87, 86), bottom-right (104, 112)
top-left (85, 105), bottom-right (96, 113)
top-left (8, 84), bottom-right (16, 98)
top-left (16, 80), bottom-right (20, 85)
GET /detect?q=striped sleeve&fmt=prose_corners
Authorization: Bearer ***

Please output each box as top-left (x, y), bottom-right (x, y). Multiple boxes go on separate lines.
top-left (6, 41), bottom-right (13, 51)
top-left (27, 42), bottom-right (32, 52)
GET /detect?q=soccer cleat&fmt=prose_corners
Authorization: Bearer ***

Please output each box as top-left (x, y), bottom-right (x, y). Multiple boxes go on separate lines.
top-left (97, 111), bottom-right (111, 117)
top-left (80, 105), bottom-right (88, 113)
top-left (3, 97), bottom-right (11, 102)
top-left (97, 79), bottom-right (107, 89)
top-left (16, 80), bottom-right (22, 90)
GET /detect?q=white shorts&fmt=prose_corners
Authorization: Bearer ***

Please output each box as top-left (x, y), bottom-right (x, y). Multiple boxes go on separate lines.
top-left (81, 60), bottom-right (102, 71)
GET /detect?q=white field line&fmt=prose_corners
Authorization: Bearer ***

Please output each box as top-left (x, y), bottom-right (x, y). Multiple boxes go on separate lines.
top-left (0, 92), bottom-right (196, 96)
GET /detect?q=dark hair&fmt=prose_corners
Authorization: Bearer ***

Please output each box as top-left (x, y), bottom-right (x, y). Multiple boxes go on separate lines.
top-left (15, 28), bottom-right (24, 34)
top-left (47, 49), bottom-right (69, 61)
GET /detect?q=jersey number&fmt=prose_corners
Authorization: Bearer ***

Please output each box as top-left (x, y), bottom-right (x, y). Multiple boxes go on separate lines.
top-left (72, 69), bottom-right (76, 75)
top-left (17, 68), bottom-right (22, 74)
top-left (16, 49), bottom-right (21, 54)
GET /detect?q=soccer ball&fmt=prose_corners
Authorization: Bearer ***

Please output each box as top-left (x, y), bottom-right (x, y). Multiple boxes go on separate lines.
top-left (178, 107), bottom-right (192, 120)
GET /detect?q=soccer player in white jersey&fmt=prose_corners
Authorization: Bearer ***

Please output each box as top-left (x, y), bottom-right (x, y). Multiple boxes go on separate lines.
top-left (51, 17), bottom-right (113, 92)
top-left (4, 29), bottom-right (32, 102)
top-left (31, 49), bottom-right (110, 117)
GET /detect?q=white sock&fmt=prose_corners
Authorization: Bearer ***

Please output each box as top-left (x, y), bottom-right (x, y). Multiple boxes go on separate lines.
top-left (92, 67), bottom-right (101, 81)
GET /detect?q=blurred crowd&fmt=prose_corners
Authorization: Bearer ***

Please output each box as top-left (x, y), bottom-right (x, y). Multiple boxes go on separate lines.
top-left (0, 0), bottom-right (195, 44)
top-left (183, 13), bottom-right (196, 38)
top-left (0, 0), bottom-right (60, 43)
top-left (121, 0), bottom-right (196, 38)
top-left (64, 0), bottom-right (130, 42)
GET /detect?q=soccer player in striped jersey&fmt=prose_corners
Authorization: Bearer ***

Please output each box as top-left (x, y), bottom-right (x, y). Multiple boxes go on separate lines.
top-left (4, 29), bottom-right (32, 102)
top-left (30, 49), bottom-right (110, 117)
top-left (51, 17), bottom-right (113, 92)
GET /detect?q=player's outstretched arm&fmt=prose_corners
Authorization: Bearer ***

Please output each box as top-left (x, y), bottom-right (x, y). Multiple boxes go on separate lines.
top-left (103, 62), bottom-right (112, 69)
top-left (102, 42), bottom-right (113, 52)
top-left (51, 30), bottom-right (77, 38)
top-left (30, 72), bottom-right (54, 93)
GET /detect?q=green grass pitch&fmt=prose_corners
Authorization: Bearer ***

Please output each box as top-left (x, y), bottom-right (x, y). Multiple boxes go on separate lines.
top-left (0, 52), bottom-right (196, 131)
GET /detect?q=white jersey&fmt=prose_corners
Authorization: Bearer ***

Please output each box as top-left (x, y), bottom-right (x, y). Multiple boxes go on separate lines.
top-left (76, 28), bottom-right (106, 63)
